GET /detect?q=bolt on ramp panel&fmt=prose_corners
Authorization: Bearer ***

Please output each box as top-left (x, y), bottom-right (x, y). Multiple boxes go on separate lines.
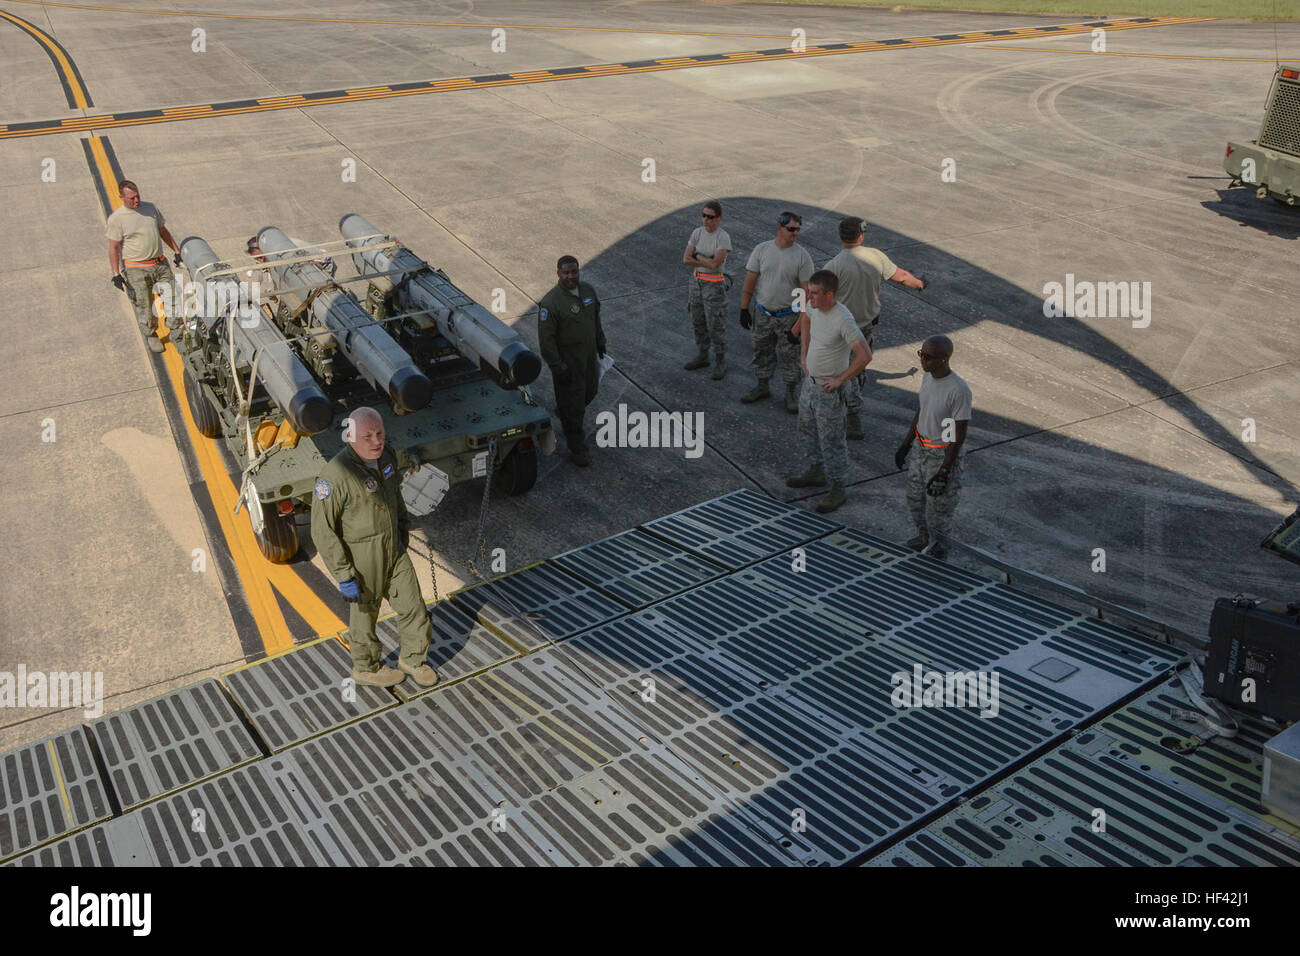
top-left (550, 527), bottom-right (730, 610)
top-left (640, 487), bottom-right (841, 570)
top-left (374, 599), bottom-right (520, 701)
top-left (256, 649), bottom-right (796, 865)
top-left (0, 727), bottom-right (111, 862)
top-left (450, 562), bottom-right (627, 650)
top-left (222, 638), bottom-right (396, 753)
top-left (89, 679), bottom-right (262, 810)
top-left (557, 615), bottom-right (954, 865)
top-left (12, 761), bottom-right (357, 866)
top-left (869, 679), bottom-right (1300, 866)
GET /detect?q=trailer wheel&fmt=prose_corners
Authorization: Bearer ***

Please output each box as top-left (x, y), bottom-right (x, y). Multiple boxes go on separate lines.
top-left (254, 503), bottom-right (300, 563)
top-left (1272, 197), bottom-right (1297, 209)
top-left (184, 370), bottom-right (222, 438)
top-left (496, 443), bottom-right (538, 496)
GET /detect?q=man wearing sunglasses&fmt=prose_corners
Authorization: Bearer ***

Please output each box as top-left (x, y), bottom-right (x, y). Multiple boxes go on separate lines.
top-left (683, 201), bottom-right (732, 380)
top-left (739, 211), bottom-right (814, 411)
top-left (894, 336), bottom-right (971, 560)
top-left (824, 216), bottom-right (927, 440)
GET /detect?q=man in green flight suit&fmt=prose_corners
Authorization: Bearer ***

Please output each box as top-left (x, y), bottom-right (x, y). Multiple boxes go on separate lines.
top-left (310, 406), bottom-right (438, 688)
top-left (537, 255), bottom-right (606, 467)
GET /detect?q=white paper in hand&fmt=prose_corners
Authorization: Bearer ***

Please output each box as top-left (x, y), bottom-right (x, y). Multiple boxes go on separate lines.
top-left (598, 353), bottom-right (616, 382)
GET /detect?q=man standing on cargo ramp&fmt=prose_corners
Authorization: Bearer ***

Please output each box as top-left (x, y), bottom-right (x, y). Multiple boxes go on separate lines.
top-left (311, 406), bottom-right (437, 688)
top-left (894, 336), bottom-right (971, 561)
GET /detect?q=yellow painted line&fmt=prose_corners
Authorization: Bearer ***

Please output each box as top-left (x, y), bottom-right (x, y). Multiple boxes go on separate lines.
top-left (976, 46), bottom-right (1282, 62)
top-left (0, 17), bottom-right (1214, 141)
top-left (1, 0), bottom-right (813, 40)
top-left (46, 739), bottom-right (74, 823)
top-left (346, 86), bottom-right (392, 96)
top-left (163, 105), bottom-right (215, 115)
top-left (0, 10), bottom-right (91, 109)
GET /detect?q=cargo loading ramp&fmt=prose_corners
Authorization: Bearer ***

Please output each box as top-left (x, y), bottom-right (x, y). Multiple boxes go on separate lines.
top-left (7, 489), bottom-right (1294, 867)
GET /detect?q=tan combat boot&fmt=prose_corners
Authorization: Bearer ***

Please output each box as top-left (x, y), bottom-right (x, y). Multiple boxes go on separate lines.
top-left (684, 352), bottom-right (710, 371)
top-left (740, 380), bottom-right (770, 403)
top-left (786, 467), bottom-right (827, 488)
top-left (816, 482), bottom-right (846, 513)
top-left (400, 662), bottom-right (439, 687)
top-left (846, 412), bottom-right (864, 440)
top-left (785, 384), bottom-right (799, 413)
top-left (353, 666), bottom-right (404, 687)
top-left (711, 355), bottom-right (726, 380)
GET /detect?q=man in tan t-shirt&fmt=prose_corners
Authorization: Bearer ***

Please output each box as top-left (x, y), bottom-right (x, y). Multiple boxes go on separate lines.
top-left (107, 180), bottom-right (182, 353)
top-left (824, 216), bottom-right (927, 440)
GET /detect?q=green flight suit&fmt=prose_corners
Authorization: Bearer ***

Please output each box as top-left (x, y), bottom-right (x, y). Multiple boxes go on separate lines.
top-left (310, 444), bottom-right (431, 672)
top-left (537, 280), bottom-right (605, 450)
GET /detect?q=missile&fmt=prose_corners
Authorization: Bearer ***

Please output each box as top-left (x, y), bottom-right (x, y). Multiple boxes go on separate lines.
top-left (178, 235), bottom-right (333, 435)
top-left (256, 226), bottom-right (433, 414)
top-left (339, 213), bottom-right (542, 389)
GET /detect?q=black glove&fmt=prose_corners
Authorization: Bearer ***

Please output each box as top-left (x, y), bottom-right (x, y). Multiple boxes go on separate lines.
top-left (598, 345), bottom-right (606, 359)
top-left (784, 330), bottom-right (799, 346)
top-left (399, 529), bottom-right (410, 552)
top-left (551, 364), bottom-right (572, 387)
top-left (894, 443), bottom-right (911, 471)
top-left (927, 468), bottom-right (950, 497)
top-left (111, 274), bottom-right (127, 292)
top-left (173, 251), bottom-right (183, 267)
top-left (915, 274), bottom-right (929, 291)
top-left (739, 307), bottom-right (753, 330)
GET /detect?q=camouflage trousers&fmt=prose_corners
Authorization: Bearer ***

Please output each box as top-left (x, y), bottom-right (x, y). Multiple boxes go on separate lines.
top-left (750, 308), bottom-right (801, 385)
top-left (906, 444), bottom-right (963, 538)
top-left (687, 274), bottom-right (727, 356)
top-left (798, 376), bottom-right (849, 485)
top-left (123, 261), bottom-right (175, 335)
top-left (845, 321), bottom-right (876, 414)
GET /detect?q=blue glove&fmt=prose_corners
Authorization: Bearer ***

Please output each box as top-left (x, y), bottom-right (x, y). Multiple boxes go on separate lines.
top-left (339, 579), bottom-right (361, 602)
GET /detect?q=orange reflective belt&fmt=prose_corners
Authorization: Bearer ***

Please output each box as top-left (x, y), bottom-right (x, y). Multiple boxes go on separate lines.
top-left (124, 256), bottom-right (166, 267)
top-left (916, 431), bottom-right (948, 449)
top-left (693, 270), bottom-right (725, 283)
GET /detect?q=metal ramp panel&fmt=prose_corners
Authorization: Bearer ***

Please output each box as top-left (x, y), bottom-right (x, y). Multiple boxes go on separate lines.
top-left (373, 599), bottom-right (520, 701)
top-left (551, 527), bottom-right (729, 610)
top-left (0, 727), bottom-right (110, 862)
top-left (89, 679), bottom-right (262, 810)
top-left (222, 638), bottom-right (396, 753)
top-left (450, 562), bottom-right (626, 650)
top-left (871, 677), bottom-right (1300, 866)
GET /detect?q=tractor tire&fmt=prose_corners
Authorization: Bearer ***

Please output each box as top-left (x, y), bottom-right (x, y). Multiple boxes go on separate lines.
top-left (254, 503), bottom-right (299, 563)
top-left (495, 443), bottom-right (538, 496)
top-left (184, 370), bottom-right (222, 438)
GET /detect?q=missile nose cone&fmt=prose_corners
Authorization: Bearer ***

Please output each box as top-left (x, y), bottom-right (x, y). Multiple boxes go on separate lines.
top-left (388, 367), bottom-right (433, 413)
top-left (289, 394), bottom-right (334, 436)
top-left (499, 342), bottom-right (542, 387)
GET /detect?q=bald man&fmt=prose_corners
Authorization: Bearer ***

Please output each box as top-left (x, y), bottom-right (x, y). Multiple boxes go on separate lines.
top-left (894, 336), bottom-right (971, 560)
top-left (311, 406), bottom-right (437, 687)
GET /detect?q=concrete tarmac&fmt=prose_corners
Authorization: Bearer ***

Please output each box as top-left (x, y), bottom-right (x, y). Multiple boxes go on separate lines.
top-left (1, 0), bottom-right (1297, 750)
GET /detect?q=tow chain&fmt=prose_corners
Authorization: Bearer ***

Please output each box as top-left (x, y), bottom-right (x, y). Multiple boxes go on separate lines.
top-left (425, 437), bottom-right (498, 603)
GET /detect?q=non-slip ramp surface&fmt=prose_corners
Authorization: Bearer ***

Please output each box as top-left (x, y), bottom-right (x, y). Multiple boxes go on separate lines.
top-left (0, 728), bottom-right (110, 862)
top-left (642, 488), bottom-right (841, 569)
top-left (450, 562), bottom-right (626, 650)
top-left (223, 639), bottom-right (395, 753)
top-left (551, 528), bottom-right (728, 609)
top-left (871, 677), bottom-right (1300, 867)
top-left (90, 679), bottom-right (262, 810)
top-left (375, 599), bottom-right (519, 700)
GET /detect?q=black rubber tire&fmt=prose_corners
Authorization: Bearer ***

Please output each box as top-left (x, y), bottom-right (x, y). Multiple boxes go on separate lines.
top-left (254, 503), bottom-right (300, 563)
top-left (1272, 197), bottom-right (1297, 209)
top-left (184, 370), bottom-right (222, 438)
top-left (496, 445), bottom-right (538, 496)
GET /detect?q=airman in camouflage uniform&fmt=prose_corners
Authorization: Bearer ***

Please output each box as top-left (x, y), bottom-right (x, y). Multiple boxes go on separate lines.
top-left (895, 336), bottom-right (972, 560)
top-left (683, 200), bottom-right (731, 380)
top-left (739, 212), bottom-right (815, 412)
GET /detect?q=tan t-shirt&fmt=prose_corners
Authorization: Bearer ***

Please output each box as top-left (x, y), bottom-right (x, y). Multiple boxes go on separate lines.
top-left (824, 245), bottom-right (897, 329)
top-left (917, 371), bottom-right (973, 443)
top-left (746, 240), bottom-right (814, 312)
top-left (688, 225), bottom-right (732, 265)
top-left (106, 201), bottom-right (166, 262)
top-left (805, 302), bottom-right (866, 379)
